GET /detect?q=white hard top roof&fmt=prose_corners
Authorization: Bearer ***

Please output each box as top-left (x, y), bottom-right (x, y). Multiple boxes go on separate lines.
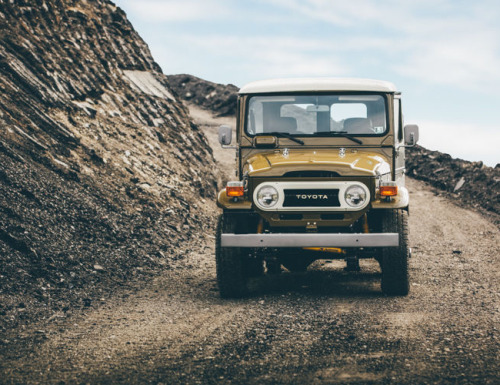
top-left (239, 77), bottom-right (397, 94)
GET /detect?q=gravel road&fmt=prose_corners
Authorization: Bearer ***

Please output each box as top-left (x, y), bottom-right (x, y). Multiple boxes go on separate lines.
top-left (1, 108), bottom-right (498, 385)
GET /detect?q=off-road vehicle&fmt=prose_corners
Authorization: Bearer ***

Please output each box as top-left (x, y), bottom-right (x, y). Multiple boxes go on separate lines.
top-left (216, 78), bottom-right (419, 297)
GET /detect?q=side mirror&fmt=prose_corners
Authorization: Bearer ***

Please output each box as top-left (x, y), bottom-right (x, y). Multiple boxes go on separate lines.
top-left (404, 124), bottom-right (419, 146)
top-left (218, 125), bottom-right (232, 146)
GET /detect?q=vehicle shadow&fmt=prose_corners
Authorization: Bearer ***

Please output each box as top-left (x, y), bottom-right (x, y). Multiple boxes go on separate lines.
top-left (246, 261), bottom-right (383, 298)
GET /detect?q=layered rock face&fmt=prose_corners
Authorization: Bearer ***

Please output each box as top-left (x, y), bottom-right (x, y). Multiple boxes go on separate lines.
top-left (167, 74), bottom-right (239, 117)
top-left (0, 0), bottom-right (217, 329)
top-left (406, 146), bottom-right (499, 221)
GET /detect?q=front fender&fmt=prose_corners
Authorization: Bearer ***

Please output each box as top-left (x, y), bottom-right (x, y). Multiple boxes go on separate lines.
top-left (217, 189), bottom-right (252, 210)
top-left (371, 186), bottom-right (409, 210)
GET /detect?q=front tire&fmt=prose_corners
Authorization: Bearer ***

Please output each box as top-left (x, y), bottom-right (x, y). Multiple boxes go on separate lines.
top-left (380, 209), bottom-right (410, 296)
top-left (216, 214), bottom-right (263, 298)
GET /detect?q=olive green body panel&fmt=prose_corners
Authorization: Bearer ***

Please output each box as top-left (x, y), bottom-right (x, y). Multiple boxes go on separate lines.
top-left (243, 148), bottom-right (391, 177)
top-left (372, 186), bottom-right (409, 209)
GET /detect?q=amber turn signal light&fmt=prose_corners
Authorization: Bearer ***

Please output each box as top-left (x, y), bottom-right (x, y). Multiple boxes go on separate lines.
top-left (226, 181), bottom-right (244, 197)
top-left (380, 185), bottom-right (398, 196)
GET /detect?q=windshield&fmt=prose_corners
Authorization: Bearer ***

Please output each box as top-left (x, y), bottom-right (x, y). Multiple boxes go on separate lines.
top-left (246, 94), bottom-right (387, 136)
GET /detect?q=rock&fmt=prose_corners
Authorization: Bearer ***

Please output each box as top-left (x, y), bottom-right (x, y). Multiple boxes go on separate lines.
top-left (454, 177), bottom-right (465, 192)
top-left (407, 146), bottom-right (499, 223)
top-left (167, 74), bottom-right (239, 117)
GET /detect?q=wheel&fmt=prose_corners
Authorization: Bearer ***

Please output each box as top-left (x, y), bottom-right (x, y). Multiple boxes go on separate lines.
top-left (245, 255), bottom-right (265, 277)
top-left (380, 209), bottom-right (410, 296)
top-left (216, 214), bottom-right (247, 298)
top-left (215, 213), bottom-right (263, 298)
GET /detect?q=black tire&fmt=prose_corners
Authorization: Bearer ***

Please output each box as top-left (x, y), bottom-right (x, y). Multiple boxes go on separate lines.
top-left (380, 209), bottom-right (410, 296)
top-left (216, 214), bottom-right (263, 297)
top-left (246, 255), bottom-right (265, 277)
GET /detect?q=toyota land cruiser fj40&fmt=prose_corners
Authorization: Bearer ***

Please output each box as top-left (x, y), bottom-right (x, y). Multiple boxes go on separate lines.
top-left (216, 78), bottom-right (419, 297)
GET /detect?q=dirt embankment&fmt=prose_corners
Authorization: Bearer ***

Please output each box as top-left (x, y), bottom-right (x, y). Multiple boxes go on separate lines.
top-left (406, 146), bottom-right (499, 225)
top-left (167, 74), bottom-right (239, 117)
top-left (0, 0), bottom-right (218, 334)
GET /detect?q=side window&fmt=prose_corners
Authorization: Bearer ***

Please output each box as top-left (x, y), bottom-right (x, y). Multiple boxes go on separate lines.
top-left (247, 99), bottom-right (263, 134)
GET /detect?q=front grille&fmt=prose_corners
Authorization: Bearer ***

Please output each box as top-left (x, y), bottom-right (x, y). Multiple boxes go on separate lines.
top-left (283, 189), bottom-right (340, 207)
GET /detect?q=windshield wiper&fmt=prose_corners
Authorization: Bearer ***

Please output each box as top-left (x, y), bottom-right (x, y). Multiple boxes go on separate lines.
top-left (263, 132), bottom-right (305, 145)
top-left (314, 131), bottom-right (363, 145)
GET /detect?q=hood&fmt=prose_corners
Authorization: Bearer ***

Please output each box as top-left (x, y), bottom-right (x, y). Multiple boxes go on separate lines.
top-left (244, 148), bottom-right (391, 177)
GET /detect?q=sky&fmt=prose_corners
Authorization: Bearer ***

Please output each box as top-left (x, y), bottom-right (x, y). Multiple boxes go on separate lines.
top-left (115, 0), bottom-right (499, 167)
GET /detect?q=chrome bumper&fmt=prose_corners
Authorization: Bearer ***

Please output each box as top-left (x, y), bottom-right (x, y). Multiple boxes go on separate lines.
top-left (221, 233), bottom-right (399, 248)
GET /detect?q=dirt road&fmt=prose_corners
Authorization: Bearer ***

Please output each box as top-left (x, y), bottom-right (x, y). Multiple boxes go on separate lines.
top-left (1, 108), bottom-right (499, 384)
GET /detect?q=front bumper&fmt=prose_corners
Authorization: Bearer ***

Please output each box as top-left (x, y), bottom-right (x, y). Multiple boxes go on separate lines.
top-left (221, 233), bottom-right (398, 248)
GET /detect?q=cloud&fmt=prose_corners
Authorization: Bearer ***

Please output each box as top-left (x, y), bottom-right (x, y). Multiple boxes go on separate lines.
top-left (392, 20), bottom-right (500, 92)
top-left (264, 0), bottom-right (500, 92)
top-left (116, 0), bottom-right (230, 21)
top-left (263, 0), bottom-right (431, 27)
top-left (418, 120), bottom-right (499, 167)
top-left (181, 35), bottom-right (349, 80)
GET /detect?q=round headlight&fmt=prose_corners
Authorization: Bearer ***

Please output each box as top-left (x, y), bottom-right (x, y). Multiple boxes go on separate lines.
top-left (345, 185), bottom-right (367, 207)
top-left (256, 185), bottom-right (279, 208)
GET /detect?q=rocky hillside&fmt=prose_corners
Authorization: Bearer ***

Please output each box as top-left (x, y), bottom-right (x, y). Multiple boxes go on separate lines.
top-left (406, 146), bottom-right (499, 223)
top-left (0, 0), bottom-right (218, 333)
top-left (173, 76), bottom-right (499, 224)
top-left (167, 74), bottom-right (239, 117)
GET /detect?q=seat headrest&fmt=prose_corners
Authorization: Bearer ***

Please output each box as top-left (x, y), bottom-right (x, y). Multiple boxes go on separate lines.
top-left (343, 118), bottom-right (372, 134)
top-left (277, 117), bottom-right (297, 133)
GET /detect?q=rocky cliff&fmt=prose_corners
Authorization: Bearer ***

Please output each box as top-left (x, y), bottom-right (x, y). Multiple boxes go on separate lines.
top-left (0, 0), bottom-right (217, 331)
top-left (405, 146), bottom-right (499, 223)
top-left (167, 74), bottom-right (239, 117)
